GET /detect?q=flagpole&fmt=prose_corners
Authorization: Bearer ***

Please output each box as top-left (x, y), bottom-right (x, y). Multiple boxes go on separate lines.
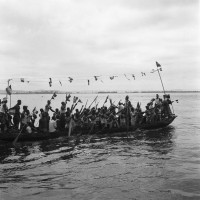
top-left (157, 68), bottom-right (166, 95)
top-left (7, 79), bottom-right (12, 108)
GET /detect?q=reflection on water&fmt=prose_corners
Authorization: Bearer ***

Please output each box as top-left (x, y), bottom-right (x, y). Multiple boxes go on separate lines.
top-left (0, 93), bottom-right (200, 200)
top-left (0, 127), bottom-right (178, 200)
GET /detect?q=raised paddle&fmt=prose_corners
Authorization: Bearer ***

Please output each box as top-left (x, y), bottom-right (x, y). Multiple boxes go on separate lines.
top-left (88, 95), bottom-right (98, 109)
top-left (68, 118), bottom-right (73, 137)
top-left (12, 125), bottom-right (26, 146)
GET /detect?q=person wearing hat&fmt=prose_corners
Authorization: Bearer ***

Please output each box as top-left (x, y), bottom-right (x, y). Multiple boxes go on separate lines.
top-left (0, 97), bottom-right (9, 132)
top-left (10, 100), bottom-right (22, 129)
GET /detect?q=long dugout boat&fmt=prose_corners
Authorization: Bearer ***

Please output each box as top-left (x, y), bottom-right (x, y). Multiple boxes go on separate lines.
top-left (0, 115), bottom-right (177, 142)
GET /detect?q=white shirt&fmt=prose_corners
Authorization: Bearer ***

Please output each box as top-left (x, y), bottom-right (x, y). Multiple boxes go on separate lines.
top-left (26, 126), bottom-right (32, 134)
top-left (49, 120), bottom-right (57, 133)
top-left (118, 105), bottom-right (124, 116)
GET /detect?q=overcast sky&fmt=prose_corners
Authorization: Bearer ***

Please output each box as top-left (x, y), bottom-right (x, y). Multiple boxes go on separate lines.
top-left (0, 0), bottom-right (199, 91)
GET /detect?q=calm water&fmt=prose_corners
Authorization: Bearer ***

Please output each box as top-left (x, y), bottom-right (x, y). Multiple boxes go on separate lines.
top-left (0, 93), bottom-right (200, 200)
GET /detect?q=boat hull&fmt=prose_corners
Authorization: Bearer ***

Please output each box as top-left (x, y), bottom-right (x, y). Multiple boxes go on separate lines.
top-left (0, 115), bottom-right (177, 142)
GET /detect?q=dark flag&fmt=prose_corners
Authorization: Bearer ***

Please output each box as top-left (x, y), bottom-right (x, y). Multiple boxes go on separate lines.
top-left (66, 94), bottom-right (71, 102)
top-left (6, 85), bottom-right (12, 95)
top-left (94, 76), bottom-right (99, 81)
top-left (68, 77), bottom-right (73, 83)
top-left (156, 61), bottom-right (161, 67)
top-left (49, 78), bottom-right (52, 87)
top-left (110, 76), bottom-right (117, 80)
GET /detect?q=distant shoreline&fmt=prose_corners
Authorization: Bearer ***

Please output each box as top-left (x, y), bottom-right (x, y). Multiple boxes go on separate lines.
top-left (0, 90), bottom-right (200, 95)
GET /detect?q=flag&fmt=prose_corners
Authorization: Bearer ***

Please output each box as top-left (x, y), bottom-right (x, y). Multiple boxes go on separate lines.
top-left (73, 96), bottom-right (78, 103)
top-left (156, 61), bottom-right (161, 67)
top-left (94, 76), bottom-right (99, 81)
top-left (124, 74), bottom-right (130, 80)
top-left (110, 76), bottom-right (117, 80)
top-left (20, 78), bottom-right (25, 82)
top-left (68, 77), bottom-right (73, 83)
top-left (53, 92), bottom-right (57, 97)
top-left (6, 85), bottom-right (12, 95)
top-left (66, 94), bottom-right (71, 102)
top-left (49, 78), bottom-right (52, 87)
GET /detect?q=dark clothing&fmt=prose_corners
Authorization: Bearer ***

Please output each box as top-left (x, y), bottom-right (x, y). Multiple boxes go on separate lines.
top-left (60, 113), bottom-right (66, 130)
top-left (11, 104), bottom-right (21, 129)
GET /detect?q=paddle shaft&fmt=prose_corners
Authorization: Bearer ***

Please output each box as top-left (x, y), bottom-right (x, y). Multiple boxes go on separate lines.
top-left (13, 124), bottom-right (26, 145)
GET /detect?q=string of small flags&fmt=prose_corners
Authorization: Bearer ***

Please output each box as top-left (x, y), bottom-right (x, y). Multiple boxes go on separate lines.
top-left (4, 62), bottom-right (163, 91)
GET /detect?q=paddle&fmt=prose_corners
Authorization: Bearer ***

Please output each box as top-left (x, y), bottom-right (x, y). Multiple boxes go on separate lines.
top-left (12, 124), bottom-right (26, 146)
top-left (102, 95), bottom-right (109, 107)
top-left (88, 95), bottom-right (98, 109)
top-left (68, 118), bottom-right (73, 137)
top-left (68, 97), bottom-right (82, 137)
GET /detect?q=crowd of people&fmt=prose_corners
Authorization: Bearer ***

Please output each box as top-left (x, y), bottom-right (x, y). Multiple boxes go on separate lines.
top-left (0, 93), bottom-right (174, 134)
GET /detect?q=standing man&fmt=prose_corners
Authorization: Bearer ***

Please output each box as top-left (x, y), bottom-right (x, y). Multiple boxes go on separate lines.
top-left (0, 97), bottom-right (8, 132)
top-left (125, 95), bottom-right (132, 127)
top-left (11, 100), bottom-right (21, 129)
top-left (44, 100), bottom-right (55, 131)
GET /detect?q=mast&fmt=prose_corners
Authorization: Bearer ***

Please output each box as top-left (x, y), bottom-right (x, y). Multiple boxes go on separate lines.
top-left (7, 79), bottom-right (12, 108)
top-left (157, 66), bottom-right (166, 94)
top-left (151, 62), bottom-right (166, 95)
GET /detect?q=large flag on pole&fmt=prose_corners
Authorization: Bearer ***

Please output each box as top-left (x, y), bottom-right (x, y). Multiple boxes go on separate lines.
top-left (6, 85), bottom-right (12, 95)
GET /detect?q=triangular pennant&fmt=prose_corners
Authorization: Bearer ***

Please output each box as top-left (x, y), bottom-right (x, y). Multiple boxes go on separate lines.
top-left (156, 61), bottom-right (161, 67)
